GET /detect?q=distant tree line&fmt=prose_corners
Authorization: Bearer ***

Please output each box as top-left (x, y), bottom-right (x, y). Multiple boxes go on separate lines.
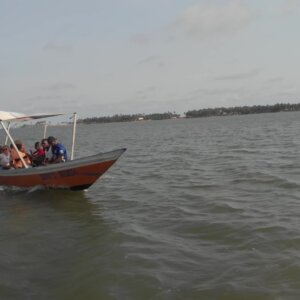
top-left (78, 112), bottom-right (180, 124)
top-left (185, 103), bottom-right (300, 118)
top-left (77, 103), bottom-right (300, 124)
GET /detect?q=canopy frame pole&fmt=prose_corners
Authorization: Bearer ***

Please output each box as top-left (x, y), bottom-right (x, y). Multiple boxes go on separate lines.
top-left (4, 121), bottom-right (11, 145)
top-left (70, 112), bottom-right (77, 160)
top-left (0, 121), bottom-right (28, 169)
top-left (43, 122), bottom-right (47, 138)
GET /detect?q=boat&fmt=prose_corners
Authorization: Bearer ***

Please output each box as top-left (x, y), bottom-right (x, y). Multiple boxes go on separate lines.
top-left (0, 111), bottom-right (126, 190)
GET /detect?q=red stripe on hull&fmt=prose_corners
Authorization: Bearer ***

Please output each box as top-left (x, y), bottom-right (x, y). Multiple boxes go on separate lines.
top-left (0, 160), bottom-right (116, 189)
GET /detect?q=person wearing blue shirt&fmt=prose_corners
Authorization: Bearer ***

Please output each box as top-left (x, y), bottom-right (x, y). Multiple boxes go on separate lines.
top-left (47, 136), bottom-right (68, 163)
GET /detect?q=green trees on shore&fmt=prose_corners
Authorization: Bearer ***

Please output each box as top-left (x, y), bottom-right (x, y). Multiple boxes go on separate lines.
top-left (185, 103), bottom-right (300, 118)
top-left (78, 112), bottom-right (180, 124)
top-left (77, 103), bottom-right (300, 124)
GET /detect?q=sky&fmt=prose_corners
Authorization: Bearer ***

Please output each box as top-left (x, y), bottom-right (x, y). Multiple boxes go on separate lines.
top-left (1, 0), bottom-right (300, 118)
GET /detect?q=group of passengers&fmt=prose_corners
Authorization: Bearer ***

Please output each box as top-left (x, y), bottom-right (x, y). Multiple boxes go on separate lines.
top-left (0, 136), bottom-right (67, 170)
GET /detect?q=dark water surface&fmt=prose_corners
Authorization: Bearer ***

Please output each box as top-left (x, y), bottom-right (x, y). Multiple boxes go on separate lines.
top-left (1, 112), bottom-right (300, 299)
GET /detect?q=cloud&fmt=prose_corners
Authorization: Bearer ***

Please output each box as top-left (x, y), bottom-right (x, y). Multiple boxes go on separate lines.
top-left (137, 55), bottom-right (165, 68)
top-left (129, 33), bottom-right (151, 45)
top-left (264, 77), bottom-right (284, 84)
top-left (214, 68), bottom-right (260, 80)
top-left (137, 55), bottom-right (161, 64)
top-left (22, 95), bottom-right (83, 114)
top-left (44, 83), bottom-right (77, 91)
top-left (43, 41), bottom-right (73, 53)
top-left (280, 0), bottom-right (300, 15)
top-left (169, 0), bottom-right (256, 40)
top-left (135, 86), bottom-right (157, 100)
top-left (188, 86), bottom-right (245, 97)
top-left (129, 0), bottom-right (256, 45)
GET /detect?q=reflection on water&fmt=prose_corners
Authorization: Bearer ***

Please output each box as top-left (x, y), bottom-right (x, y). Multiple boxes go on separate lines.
top-left (0, 189), bottom-right (124, 300)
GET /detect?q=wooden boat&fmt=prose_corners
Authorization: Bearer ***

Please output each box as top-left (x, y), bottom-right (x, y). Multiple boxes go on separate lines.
top-left (0, 111), bottom-right (126, 190)
top-left (0, 148), bottom-right (126, 190)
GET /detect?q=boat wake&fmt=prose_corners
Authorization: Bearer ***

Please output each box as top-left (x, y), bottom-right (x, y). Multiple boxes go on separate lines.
top-left (0, 184), bottom-right (80, 194)
top-left (0, 185), bottom-right (45, 194)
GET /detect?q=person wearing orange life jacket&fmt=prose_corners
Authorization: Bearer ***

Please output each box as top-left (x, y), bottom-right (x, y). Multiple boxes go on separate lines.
top-left (10, 140), bottom-right (32, 168)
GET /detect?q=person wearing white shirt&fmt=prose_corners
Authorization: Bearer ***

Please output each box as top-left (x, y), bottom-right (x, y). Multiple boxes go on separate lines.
top-left (0, 146), bottom-right (12, 169)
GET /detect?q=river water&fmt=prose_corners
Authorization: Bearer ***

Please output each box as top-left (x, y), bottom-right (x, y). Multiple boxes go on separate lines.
top-left (1, 112), bottom-right (300, 299)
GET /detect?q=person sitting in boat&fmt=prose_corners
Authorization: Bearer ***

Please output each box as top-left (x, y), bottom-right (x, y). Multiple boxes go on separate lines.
top-left (47, 136), bottom-right (68, 163)
top-left (10, 140), bottom-right (32, 168)
top-left (0, 145), bottom-right (13, 169)
top-left (31, 141), bottom-right (46, 166)
top-left (41, 138), bottom-right (52, 164)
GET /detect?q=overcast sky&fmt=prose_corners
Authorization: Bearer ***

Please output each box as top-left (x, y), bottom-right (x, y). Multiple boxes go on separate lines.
top-left (1, 0), bottom-right (300, 117)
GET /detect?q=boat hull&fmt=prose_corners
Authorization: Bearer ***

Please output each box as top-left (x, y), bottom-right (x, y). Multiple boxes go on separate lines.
top-left (0, 148), bottom-right (126, 190)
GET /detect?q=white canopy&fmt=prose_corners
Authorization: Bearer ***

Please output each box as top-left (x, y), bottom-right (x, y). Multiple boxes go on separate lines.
top-left (0, 111), bottom-right (63, 122)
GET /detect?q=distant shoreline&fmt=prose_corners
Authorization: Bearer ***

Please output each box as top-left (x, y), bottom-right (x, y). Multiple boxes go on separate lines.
top-left (185, 103), bottom-right (300, 118)
top-left (77, 103), bottom-right (300, 124)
